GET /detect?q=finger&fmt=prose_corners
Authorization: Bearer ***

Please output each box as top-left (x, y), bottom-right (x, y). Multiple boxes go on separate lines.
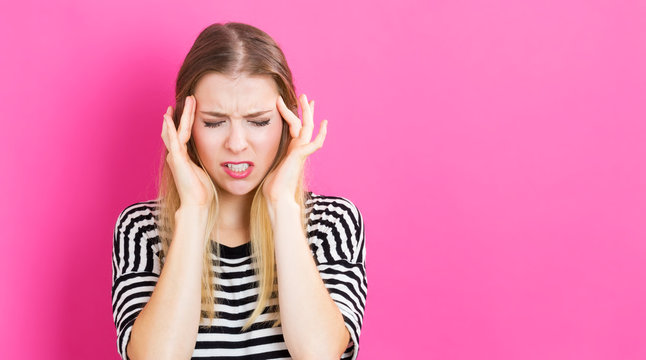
top-left (164, 113), bottom-right (181, 155)
top-left (277, 95), bottom-right (300, 138)
top-left (303, 119), bottom-right (327, 155)
top-left (161, 115), bottom-right (170, 151)
top-left (178, 100), bottom-right (189, 144)
top-left (277, 95), bottom-right (302, 138)
top-left (162, 106), bottom-right (175, 152)
top-left (178, 96), bottom-right (191, 144)
top-left (187, 95), bottom-right (196, 143)
top-left (180, 95), bottom-right (195, 144)
top-left (300, 94), bottom-right (314, 142)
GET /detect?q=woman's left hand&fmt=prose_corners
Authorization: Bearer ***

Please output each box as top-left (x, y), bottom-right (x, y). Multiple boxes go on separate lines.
top-left (262, 93), bottom-right (328, 207)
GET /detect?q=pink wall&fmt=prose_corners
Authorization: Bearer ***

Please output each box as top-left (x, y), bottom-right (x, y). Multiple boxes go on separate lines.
top-left (2, 0), bottom-right (645, 359)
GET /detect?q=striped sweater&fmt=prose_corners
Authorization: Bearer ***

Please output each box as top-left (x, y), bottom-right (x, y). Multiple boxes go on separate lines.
top-left (111, 191), bottom-right (367, 359)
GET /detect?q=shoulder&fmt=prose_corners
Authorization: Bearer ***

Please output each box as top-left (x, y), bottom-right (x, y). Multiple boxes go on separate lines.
top-left (115, 199), bottom-right (160, 227)
top-left (112, 199), bottom-right (163, 276)
top-left (305, 191), bottom-right (365, 264)
top-left (305, 191), bottom-right (362, 227)
top-left (113, 199), bottom-right (161, 243)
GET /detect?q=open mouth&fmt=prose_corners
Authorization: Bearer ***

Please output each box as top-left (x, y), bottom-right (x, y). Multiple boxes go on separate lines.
top-left (222, 162), bottom-right (254, 178)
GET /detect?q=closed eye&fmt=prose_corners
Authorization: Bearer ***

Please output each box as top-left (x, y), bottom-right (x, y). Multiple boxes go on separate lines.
top-left (203, 119), bottom-right (271, 128)
top-left (252, 119), bottom-right (271, 127)
top-left (204, 121), bottom-right (224, 128)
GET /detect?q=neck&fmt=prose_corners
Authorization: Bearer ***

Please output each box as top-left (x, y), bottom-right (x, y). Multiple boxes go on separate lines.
top-left (216, 190), bottom-right (255, 230)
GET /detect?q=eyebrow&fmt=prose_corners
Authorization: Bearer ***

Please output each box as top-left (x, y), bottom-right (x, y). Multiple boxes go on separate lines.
top-left (199, 109), bottom-right (272, 118)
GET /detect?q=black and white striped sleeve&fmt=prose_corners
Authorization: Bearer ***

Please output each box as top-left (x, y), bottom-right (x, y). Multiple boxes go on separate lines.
top-left (306, 195), bottom-right (368, 360)
top-left (111, 201), bottom-right (162, 360)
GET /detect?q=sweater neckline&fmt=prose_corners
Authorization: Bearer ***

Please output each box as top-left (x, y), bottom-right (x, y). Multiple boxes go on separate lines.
top-left (214, 241), bottom-right (251, 259)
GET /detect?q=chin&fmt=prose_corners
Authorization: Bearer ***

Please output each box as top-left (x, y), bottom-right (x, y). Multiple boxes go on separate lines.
top-left (217, 180), bottom-right (259, 197)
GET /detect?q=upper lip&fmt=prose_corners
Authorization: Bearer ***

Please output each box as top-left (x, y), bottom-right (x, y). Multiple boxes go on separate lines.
top-left (222, 161), bottom-right (254, 166)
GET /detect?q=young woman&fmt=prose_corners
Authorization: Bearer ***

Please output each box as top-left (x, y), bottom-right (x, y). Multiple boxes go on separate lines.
top-left (111, 22), bottom-right (367, 360)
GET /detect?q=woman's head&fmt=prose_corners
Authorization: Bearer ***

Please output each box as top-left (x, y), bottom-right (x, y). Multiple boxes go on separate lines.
top-left (191, 72), bottom-right (283, 197)
top-left (172, 22), bottom-right (298, 197)
top-left (156, 22), bottom-right (310, 330)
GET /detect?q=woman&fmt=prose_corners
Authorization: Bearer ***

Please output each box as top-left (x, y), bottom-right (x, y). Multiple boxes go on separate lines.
top-left (111, 22), bottom-right (367, 360)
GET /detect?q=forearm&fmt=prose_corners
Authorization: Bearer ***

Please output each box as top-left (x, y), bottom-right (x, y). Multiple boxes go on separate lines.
top-left (127, 206), bottom-right (208, 360)
top-left (272, 200), bottom-right (349, 359)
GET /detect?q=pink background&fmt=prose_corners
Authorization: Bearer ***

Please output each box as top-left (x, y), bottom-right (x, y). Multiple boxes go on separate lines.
top-left (1, 0), bottom-right (645, 359)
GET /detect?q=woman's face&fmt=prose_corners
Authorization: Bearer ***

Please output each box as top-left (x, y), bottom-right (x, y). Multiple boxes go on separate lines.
top-left (191, 72), bottom-right (284, 197)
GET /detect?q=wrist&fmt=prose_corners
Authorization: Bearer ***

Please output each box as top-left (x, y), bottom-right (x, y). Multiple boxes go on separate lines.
top-left (175, 206), bottom-right (209, 222)
top-left (266, 198), bottom-right (300, 225)
top-left (269, 198), bottom-right (299, 211)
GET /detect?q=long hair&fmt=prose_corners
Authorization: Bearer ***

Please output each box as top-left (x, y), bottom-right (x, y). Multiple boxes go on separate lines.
top-left (154, 22), bottom-right (311, 331)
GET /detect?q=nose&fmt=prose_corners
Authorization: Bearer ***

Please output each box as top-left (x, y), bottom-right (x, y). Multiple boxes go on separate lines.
top-left (224, 121), bottom-right (249, 153)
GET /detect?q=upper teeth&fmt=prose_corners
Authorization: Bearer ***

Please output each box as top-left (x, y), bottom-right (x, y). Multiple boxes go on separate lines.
top-left (227, 163), bottom-right (249, 171)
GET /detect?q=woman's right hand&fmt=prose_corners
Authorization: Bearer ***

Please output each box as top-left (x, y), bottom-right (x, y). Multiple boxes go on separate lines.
top-left (161, 95), bottom-right (214, 210)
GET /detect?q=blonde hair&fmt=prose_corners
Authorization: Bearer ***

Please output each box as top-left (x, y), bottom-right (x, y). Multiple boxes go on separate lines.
top-left (154, 22), bottom-right (311, 331)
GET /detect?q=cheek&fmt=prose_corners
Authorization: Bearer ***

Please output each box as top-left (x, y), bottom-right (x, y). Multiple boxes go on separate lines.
top-left (264, 123), bottom-right (284, 150)
top-left (191, 128), bottom-right (221, 158)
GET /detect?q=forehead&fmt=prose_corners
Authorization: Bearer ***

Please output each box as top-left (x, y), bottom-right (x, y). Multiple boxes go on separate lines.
top-left (194, 72), bottom-right (278, 114)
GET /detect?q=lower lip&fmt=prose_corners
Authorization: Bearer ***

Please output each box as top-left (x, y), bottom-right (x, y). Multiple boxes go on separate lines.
top-left (222, 165), bottom-right (253, 179)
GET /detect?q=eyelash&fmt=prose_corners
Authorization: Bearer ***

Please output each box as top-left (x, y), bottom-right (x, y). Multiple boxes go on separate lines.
top-left (204, 119), bottom-right (271, 128)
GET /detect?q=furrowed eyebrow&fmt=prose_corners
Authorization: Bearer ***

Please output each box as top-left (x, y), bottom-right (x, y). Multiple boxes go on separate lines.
top-left (199, 109), bottom-right (272, 118)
